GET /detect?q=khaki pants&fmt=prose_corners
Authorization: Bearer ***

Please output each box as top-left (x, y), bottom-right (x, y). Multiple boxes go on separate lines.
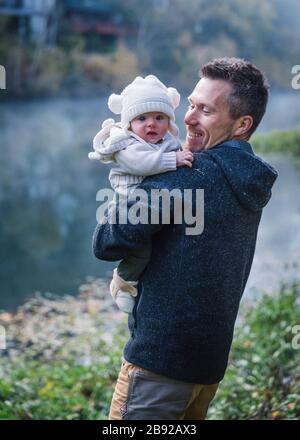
top-left (109, 360), bottom-right (219, 420)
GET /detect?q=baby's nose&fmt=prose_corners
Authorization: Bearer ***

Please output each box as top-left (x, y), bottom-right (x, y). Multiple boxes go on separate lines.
top-left (147, 118), bottom-right (155, 126)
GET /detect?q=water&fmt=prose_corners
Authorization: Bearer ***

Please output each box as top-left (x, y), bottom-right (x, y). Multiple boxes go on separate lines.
top-left (244, 154), bottom-right (300, 301)
top-left (0, 94), bottom-right (299, 311)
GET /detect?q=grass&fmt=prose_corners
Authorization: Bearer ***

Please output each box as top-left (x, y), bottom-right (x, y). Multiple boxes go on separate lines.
top-left (0, 318), bottom-right (128, 420)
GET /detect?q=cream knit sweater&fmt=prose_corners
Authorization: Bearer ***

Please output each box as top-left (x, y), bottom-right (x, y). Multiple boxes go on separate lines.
top-left (100, 130), bottom-right (181, 196)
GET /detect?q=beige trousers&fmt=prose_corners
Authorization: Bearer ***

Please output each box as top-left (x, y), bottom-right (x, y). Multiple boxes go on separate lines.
top-left (109, 360), bottom-right (219, 420)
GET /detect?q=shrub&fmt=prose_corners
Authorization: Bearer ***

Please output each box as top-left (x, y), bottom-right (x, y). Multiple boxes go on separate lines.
top-left (252, 128), bottom-right (300, 156)
top-left (208, 284), bottom-right (300, 420)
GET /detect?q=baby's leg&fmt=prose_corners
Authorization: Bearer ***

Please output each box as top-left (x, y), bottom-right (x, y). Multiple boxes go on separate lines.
top-left (110, 241), bottom-right (152, 314)
top-left (118, 241), bottom-right (152, 281)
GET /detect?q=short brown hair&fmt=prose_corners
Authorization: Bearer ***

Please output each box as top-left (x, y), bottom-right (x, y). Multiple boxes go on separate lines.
top-left (200, 57), bottom-right (269, 137)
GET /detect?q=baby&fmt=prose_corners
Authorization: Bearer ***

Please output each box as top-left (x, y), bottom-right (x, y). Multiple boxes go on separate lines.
top-left (89, 75), bottom-right (193, 314)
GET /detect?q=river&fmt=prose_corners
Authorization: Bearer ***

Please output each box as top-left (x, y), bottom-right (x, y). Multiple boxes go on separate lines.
top-left (0, 92), bottom-right (299, 310)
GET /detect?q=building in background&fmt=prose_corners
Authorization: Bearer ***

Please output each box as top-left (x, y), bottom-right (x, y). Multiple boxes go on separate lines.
top-left (0, 0), bottom-right (136, 47)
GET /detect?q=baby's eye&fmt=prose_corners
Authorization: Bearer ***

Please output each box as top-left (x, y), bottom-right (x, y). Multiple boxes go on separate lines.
top-left (156, 115), bottom-right (165, 120)
top-left (137, 115), bottom-right (146, 121)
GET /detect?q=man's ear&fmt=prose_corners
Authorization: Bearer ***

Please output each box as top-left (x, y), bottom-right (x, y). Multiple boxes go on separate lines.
top-left (233, 115), bottom-right (253, 138)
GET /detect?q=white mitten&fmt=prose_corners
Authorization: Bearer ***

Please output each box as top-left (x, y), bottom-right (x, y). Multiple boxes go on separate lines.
top-left (88, 151), bottom-right (102, 161)
top-left (104, 126), bottom-right (130, 148)
top-left (89, 119), bottom-right (131, 162)
top-left (92, 118), bottom-right (116, 154)
top-left (88, 118), bottom-right (117, 161)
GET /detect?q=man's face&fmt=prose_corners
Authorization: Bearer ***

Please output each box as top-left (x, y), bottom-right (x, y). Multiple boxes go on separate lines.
top-left (184, 77), bottom-right (240, 152)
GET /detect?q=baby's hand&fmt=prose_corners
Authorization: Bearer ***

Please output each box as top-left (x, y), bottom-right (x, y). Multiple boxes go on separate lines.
top-left (88, 151), bottom-right (102, 161)
top-left (176, 150), bottom-right (194, 168)
top-left (106, 126), bottom-right (130, 147)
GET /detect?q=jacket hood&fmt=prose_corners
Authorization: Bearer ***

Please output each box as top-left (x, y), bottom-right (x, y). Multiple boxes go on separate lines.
top-left (206, 140), bottom-right (278, 212)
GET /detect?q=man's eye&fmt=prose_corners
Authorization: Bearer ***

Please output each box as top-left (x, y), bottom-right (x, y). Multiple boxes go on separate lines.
top-left (202, 108), bottom-right (211, 114)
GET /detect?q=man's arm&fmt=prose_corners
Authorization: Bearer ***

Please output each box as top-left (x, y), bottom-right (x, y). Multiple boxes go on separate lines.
top-left (92, 178), bottom-right (166, 261)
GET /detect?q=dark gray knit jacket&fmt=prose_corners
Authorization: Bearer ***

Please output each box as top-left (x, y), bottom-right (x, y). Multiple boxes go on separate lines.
top-left (93, 139), bottom-right (278, 384)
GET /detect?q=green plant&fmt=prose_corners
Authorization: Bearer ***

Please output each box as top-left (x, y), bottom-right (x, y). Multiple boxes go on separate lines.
top-left (208, 284), bottom-right (300, 420)
top-left (0, 315), bottom-right (127, 420)
top-left (252, 128), bottom-right (300, 156)
top-left (1, 284), bottom-right (299, 420)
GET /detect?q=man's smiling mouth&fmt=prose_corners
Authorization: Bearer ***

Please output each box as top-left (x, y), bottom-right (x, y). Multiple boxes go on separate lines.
top-left (188, 131), bottom-right (203, 138)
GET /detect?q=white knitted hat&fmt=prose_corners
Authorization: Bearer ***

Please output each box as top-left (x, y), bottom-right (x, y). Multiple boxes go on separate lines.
top-left (107, 75), bottom-right (180, 136)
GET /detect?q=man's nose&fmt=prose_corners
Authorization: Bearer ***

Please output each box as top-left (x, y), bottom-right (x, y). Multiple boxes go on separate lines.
top-left (184, 108), bottom-right (198, 126)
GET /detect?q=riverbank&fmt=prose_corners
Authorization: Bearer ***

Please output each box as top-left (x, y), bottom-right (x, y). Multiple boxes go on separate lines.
top-left (0, 278), bottom-right (128, 420)
top-left (0, 280), bottom-right (299, 420)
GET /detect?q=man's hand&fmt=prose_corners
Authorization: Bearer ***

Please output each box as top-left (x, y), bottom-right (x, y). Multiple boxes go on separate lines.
top-left (176, 150), bottom-right (194, 168)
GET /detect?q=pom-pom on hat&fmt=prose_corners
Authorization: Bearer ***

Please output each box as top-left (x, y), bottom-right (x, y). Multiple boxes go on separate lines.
top-left (107, 75), bottom-right (180, 136)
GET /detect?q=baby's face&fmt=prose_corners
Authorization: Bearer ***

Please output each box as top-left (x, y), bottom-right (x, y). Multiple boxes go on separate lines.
top-left (130, 112), bottom-right (169, 144)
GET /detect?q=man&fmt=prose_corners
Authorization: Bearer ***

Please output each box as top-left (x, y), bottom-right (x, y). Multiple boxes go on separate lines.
top-left (93, 57), bottom-right (278, 420)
